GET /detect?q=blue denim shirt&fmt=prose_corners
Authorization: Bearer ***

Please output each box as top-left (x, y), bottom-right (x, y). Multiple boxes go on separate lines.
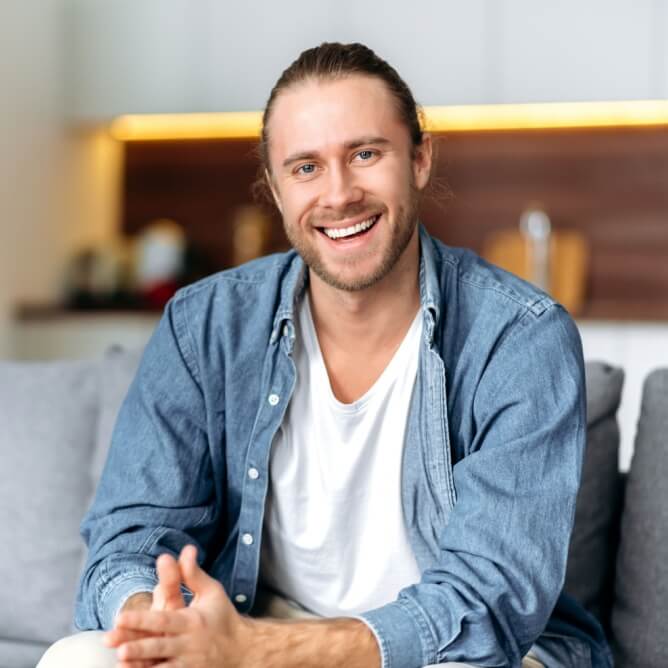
top-left (76, 226), bottom-right (611, 668)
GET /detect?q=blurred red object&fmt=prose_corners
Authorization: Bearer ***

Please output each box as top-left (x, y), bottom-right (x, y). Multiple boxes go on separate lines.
top-left (141, 280), bottom-right (179, 309)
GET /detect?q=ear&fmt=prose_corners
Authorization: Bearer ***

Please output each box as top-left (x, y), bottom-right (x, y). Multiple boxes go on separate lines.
top-left (265, 168), bottom-right (283, 214)
top-left (412, 133), bottom-right (433, 192)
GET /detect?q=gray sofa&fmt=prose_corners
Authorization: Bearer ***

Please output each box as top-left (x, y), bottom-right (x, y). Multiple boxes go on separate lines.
top-left (0, 348), bottom-right (665, 668)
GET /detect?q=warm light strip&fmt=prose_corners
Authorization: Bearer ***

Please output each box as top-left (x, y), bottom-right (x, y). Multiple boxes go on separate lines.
top-left (110, 100), bottom-right (668, 141)
top-left (424, 100), bottom-right (668, 132)
top-left (109, 111), bottom-right (263, 141)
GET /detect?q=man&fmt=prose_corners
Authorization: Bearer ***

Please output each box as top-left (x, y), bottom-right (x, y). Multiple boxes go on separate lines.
top-left (39, 43), bottom-right (611, 668)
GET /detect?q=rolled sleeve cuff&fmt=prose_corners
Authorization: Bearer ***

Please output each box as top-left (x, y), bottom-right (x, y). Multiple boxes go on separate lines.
top-left (98, 570), bottom-right (158, 630)
top-left (98, 571), bottom-right (195, 630)
top-left (356, 600), bottom-right (430, 668)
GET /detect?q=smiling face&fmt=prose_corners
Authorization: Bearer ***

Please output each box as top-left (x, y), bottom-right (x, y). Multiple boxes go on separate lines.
top-left (265, 75), bottom-right (432, 292)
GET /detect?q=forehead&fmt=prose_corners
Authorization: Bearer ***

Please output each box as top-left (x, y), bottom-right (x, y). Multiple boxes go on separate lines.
top-left (266, 75), bottom-right (409, 163)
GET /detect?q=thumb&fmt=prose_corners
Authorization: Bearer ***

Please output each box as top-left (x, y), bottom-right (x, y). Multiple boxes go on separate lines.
top-left (178, 544), bottom-right (219, 597)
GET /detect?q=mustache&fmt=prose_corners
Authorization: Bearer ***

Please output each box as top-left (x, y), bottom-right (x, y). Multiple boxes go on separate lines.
top-left (309, 204), bottom-right (386, 226)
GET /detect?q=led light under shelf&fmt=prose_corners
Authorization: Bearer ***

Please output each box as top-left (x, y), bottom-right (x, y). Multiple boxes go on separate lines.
top-left (109, 100), bottom-right (668, 142)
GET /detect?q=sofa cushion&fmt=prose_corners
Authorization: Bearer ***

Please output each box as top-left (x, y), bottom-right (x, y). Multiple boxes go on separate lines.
top-left (0, 360), bottom-right (99, 646)
top-left (611, 368), bottom-right (668, 667)
top-left (0, 637), bottom-right (48, 668)
top-left (564, 361), bottom-right (624, 631)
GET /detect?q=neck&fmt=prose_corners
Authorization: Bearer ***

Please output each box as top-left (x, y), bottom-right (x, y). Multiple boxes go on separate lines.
top-left (307, 228), bottom-right (421, 355)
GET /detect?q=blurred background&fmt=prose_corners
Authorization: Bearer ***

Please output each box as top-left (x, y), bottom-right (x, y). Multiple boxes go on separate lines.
top-left (1, 0), bottom-right (667, 467)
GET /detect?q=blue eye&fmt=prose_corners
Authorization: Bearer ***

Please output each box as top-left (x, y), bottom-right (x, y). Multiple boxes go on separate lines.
top-left (297, 163), bottom-right (315, 175)
top-left (358, 150), bottom-right (374, 160)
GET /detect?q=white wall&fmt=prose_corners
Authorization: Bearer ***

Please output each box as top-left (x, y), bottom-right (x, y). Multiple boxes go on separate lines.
top-left (578, 322), bottom-right (668, 471)
top-left (0, 1), bottom-right (121, 359)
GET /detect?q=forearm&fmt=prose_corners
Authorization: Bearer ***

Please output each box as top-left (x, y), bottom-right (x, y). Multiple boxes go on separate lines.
top-left (245, 617), bottom-right (380, 668)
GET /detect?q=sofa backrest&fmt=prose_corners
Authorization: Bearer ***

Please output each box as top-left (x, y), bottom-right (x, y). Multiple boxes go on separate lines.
top-left (0, 359), bottom-right (100, 647)
top-left (0, 347), bottom-right (141, 655)
top-left (611, 368), bottom-right (668, 667)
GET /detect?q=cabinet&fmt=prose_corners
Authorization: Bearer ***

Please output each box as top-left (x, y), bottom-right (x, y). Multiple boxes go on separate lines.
top-left (68, 0), bottom-right (211, 120)
top-left (661, 0), bottom-right (668, 97)
top-left (67, 1), bottom-right (667, 122)
top-left (497, 0), bottom-right (656, 103)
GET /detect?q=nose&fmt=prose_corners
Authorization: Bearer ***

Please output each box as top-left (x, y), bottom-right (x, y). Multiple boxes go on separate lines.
top-left (319, 164), bottom-right (363, 211)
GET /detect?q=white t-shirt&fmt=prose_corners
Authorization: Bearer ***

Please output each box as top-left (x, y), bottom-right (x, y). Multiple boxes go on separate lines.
top-left (260, 294), bottom-right (423, 617)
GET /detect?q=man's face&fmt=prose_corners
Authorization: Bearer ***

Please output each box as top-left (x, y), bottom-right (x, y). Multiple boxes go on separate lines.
top-left (265, 75), bottom-right (432, 292)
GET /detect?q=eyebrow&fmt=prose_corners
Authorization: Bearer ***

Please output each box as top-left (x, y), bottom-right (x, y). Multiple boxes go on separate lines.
top-left (281, 136), bottom-right (391, 168)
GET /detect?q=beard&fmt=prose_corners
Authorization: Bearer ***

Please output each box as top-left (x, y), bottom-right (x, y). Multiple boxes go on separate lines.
top-left (283, 185), bottom-right (421, 292)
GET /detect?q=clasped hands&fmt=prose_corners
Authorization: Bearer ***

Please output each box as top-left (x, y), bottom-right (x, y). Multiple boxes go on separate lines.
top-left (104, 544), bottom-right (254, 668)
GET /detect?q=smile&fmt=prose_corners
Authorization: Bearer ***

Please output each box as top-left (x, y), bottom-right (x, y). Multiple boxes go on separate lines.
top-left (320, 214), bottom-right (380, 240)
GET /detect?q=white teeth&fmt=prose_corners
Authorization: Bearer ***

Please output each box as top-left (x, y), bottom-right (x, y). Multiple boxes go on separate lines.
top-left (323, 215), bottom-right (378, 239)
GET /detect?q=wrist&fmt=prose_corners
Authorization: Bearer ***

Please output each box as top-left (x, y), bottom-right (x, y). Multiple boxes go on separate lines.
top-left (120, 592), bottom-right (153, 613)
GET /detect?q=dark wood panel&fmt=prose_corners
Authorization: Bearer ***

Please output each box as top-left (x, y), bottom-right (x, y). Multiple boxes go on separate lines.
top-left (123, 127), bottom-right (668, 320)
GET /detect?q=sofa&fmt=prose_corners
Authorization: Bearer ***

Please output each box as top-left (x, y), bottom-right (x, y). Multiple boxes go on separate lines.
top-left (0, 347), bottom-right (665, 668)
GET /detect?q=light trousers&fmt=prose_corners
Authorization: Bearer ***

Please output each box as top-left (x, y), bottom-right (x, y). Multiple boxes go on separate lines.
top-left (36, 591), bottom-right (545, 668)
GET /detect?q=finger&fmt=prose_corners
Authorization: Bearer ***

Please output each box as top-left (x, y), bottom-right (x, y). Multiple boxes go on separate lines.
top-left (104, 627), bottom-right (155, 647)
top-left (118, 635), bottom-right (182, 661)
top-left (116, 660), bottom-right (158, 668)
top-left (179, 544), bottom-right (218, 595)
top-left (116, 609), bottom-right (191, 635)
top-left (154, 554), bottom-right (185, 611)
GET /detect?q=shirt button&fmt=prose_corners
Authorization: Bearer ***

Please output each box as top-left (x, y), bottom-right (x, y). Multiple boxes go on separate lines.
top-left (234, 594), bottom-right (247, 604)
top-left (268, 393), bottom-right (280, 406)
top-left (241, 532), bottom-right (254, 545)
top-left (247, 467), bottom-right (259, 480)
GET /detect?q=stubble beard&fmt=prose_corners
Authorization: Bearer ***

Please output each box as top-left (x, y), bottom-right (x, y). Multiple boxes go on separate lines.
top-left (283, 186), bottom-right (421, 292)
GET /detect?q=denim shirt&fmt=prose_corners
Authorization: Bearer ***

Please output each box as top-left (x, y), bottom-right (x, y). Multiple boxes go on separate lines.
top-left (76, 226), bottom-right (611, 668)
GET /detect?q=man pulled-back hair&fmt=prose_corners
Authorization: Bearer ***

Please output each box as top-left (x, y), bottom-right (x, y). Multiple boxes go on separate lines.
top-left (39, 42), bottom-right (611, 668)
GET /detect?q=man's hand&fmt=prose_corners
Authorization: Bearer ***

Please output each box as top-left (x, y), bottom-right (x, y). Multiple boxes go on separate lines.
top-left (112, 544), bottom-right (251, 667)
top-left (112, 545), bottom-right (380, 668)
top-left (104, 552), bottom-right (187, 667)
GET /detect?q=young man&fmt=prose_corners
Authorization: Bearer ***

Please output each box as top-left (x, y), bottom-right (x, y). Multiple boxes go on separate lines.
top-left (40, 43), bottom-right (611, 668)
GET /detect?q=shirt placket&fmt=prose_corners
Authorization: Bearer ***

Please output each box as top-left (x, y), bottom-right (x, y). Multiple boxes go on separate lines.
top-left (229, 328), bottom-right (296, 612)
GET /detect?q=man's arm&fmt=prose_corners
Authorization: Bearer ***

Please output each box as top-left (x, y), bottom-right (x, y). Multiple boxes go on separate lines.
top-left (357, 304), bottom-right (587, 667)
top-left (243, 617), bottom-right (380, 668)
top-left (75, 294), bottom-right (213, 631)
top-left (108, 546), bottom-right (381, 668)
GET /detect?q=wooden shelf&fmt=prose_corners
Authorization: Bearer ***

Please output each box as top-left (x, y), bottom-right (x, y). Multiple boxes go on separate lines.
top-left (14, 304), bottom-right (164, 323)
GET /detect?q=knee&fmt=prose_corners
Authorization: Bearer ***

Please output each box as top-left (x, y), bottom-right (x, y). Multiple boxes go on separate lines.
top-left (36, 631), bottom-right (116, 668)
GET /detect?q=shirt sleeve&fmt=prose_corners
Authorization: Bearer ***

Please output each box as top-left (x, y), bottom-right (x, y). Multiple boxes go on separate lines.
top-left (359, 304), bottom-right (587, 668)
top-left (75, 293), bottom-right (213, 630)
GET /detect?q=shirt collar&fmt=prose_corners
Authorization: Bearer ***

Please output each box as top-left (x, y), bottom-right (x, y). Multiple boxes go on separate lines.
top-left (417, 223), bottom-right (442, 345)
top-left (271, 222), bottom-right (443, 346)
top-left (270, 252), bottom-right (307, 345)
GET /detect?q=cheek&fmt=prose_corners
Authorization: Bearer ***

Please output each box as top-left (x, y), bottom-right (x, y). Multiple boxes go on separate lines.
top-left (281, 188), bottom-right (317, 225)
top-left (368, 161), bottom-right (411, 194)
